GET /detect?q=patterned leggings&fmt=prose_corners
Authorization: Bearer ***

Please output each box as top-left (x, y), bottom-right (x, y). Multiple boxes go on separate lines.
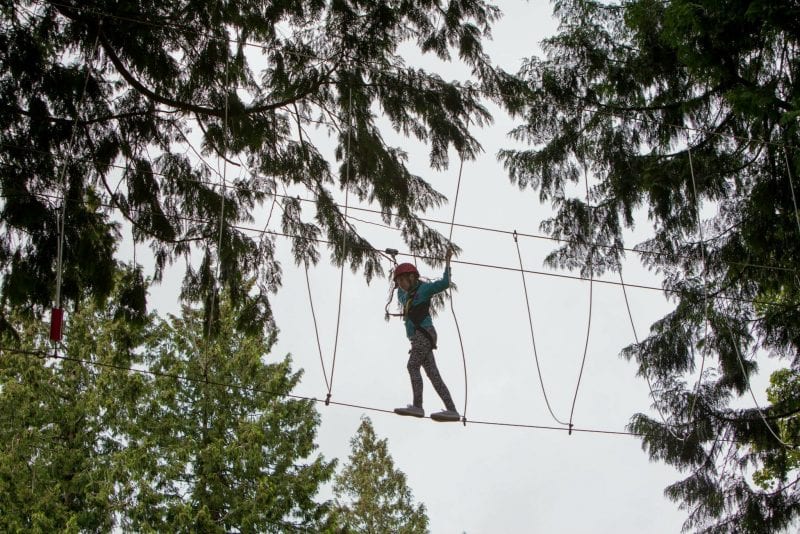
top-left (407, 327), bottom-right (457, 411)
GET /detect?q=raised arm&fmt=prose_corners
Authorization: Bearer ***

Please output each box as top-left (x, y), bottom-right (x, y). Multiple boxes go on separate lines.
top-left (417, 249), bottom-right (453, 298)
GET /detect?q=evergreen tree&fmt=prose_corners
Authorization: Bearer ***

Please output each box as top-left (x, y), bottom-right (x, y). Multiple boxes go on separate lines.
top-left (0, 0), bottom-right (522, 332)
top-left (501, 1), bottom-right (800, 531)
top-left (333, 417), bottom-right (429, 534)
top-left (0, 272), bottom-right (336, 532)
top-left (0, 267), bottom-right (151, 532)
top-left (752, 369), bottom-right (800, 492)
top-left (116, 287), bottom-right (336, 532)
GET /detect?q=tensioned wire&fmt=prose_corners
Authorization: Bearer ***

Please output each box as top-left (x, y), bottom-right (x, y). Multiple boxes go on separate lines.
top-left (0, 345), bottom-right (703, 440)
top-left (24, 0), bottom-right (800, 269)
top-left (282, 200), bottom-right (333, 394)
top-left (4, 344), bottom-right (793, 444)
top-left (17, 0), bottom-right (800, 448)
top-left (4, 140), bottom-right (796, 278)
top-left (29, 174), bottom-right (800, 446)
top-left (618, 267), bottom-right (686, 442)
top-left (6, 28), bottom-right (799, 415)
top-left (21, 0), bottom-right (800, 437)
top-left (290, 105), bottom-right (331, 393)
top-left (680, 144), bottom-right (797, 449)
top-left (24, 186), bottom-right (800, 446)
top-left (53, 0), bottom-right (793, 271)
top-left (7, 57), bottom-right (679, 419)
top-left (720, 319), bottom-right (799, 450)
top-left (14, 173), bottom-right (741, 434)
top-left (253, 171), bottom-right (332, 394)
top-left (2, 189), bottom-right (792, 310)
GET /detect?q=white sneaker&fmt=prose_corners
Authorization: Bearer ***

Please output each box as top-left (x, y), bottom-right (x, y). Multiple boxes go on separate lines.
top-left (431, 409), bottom-right (460, 422)
top-left (394, 405), bottom-right (424, 417)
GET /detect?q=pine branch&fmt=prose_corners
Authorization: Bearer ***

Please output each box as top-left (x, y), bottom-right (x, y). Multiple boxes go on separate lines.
top-left (96, 26), bottom-right (333, 119)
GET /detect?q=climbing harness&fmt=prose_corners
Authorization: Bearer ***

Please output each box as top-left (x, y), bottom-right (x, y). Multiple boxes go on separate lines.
top-left (384, 260), bottom-right (438, 348)
top-left (401, 285), bottom-right (437, 349)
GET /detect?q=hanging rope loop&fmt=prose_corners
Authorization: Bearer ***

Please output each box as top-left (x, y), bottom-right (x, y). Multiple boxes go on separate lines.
top-left (326, 86), bottom-right (354, 399)
top-left (618, 269), bottom-right (685, 441)
top-left (686, 144), bottom-right (709, 431)
top-left (513, 230), bottom-right (569, 427)
top-left (446, 147), bottom-right (469, 423)
top-left (783, 147), bottom-right (800, 235)
top-left (303, 259), bottom-right (330, 391)
top-left (566, 164), bottom-right (596, 433)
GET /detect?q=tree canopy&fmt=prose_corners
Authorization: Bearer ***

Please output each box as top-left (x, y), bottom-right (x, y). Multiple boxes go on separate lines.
top-left (333, 417), bottom-right (429, 533)
top-left (7, 0), bottom-right (800, 530)
top-left (0, 272), bottom-right (336, 532)
top-left (0, 0), bottom-right (521, 331)
top-left (502, 0), bottom-right (800, 531)
top-left (1, 2), bottom-right (523, 529)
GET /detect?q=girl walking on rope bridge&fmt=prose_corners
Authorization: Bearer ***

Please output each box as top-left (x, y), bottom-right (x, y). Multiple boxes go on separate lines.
top-left (390, 250), bottom-right (460, 422)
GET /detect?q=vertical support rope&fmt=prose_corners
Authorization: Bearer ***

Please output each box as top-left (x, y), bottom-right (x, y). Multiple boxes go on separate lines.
top-left (304, 260), bottom-right (330, 391)
top-left (726, 145), bottom-right (797, 450)
top-left (513, 231), bottom-right (569, 426)
top-left (52, 34), bottom-right (100, 345)
top-left (686, 145), bottom-right (709, 428)
top-left (55, 205), bottom-right (66, 309)
top-left (567, 275), bottom-right (593, 435)
top-left (326, 87), bottom-right (353, 404)
top-left (216, 52), bottom-right (230, 281)
top-left (619, 269), bottom-right (684, 440)
top-left (448, 155), bottom-right (469, 425)
top-left (290, 104), bottom-right (331, 391)
top-left (206, 50), bottom-right (230, 344)
top-left (725, 322), bottom-right (800, 450)
top-left (722, 321), bottom-right (797, 449)
top-left (567, 166), bottom-right (595, 434)
top-left (784, 148), bottom-right (800, 236)
top-left (446, 159), bottom-right (464, 244)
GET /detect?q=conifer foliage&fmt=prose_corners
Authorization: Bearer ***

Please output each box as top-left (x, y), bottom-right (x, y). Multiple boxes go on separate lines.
top-left (0, 0), bottom-right (519, 331)
top-left (501, 1), bottom-right (800, 531)
top-left (120, 296), bottom-right (335, 532)
top-left (334, 417), bottom-right (429, 533)
top-left (0, 273), bottom-right (336, 532)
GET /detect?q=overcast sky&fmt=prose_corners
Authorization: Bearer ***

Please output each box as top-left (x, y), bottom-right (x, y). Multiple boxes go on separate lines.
top-left (128, 2), bottom-right (744, 532)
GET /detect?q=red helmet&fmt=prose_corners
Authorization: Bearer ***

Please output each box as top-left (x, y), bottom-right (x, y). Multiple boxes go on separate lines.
top-left (393, 262), bottom-right (419, 281)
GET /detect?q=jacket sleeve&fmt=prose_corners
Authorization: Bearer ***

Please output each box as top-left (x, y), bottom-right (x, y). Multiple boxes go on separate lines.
top-left (417, 266), bottom-right (450, 300)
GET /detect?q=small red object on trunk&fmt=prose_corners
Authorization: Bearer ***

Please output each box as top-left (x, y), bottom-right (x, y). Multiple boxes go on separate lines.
top-left (50, 307), bottom-right (64, 342)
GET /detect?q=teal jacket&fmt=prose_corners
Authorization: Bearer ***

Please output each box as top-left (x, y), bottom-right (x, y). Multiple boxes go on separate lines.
top-left (397, 266), bottom-right (450, 338)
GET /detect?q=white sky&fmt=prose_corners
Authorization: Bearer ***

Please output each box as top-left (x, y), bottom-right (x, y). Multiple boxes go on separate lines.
top-left (121, 1), bottom-right (747, 532)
